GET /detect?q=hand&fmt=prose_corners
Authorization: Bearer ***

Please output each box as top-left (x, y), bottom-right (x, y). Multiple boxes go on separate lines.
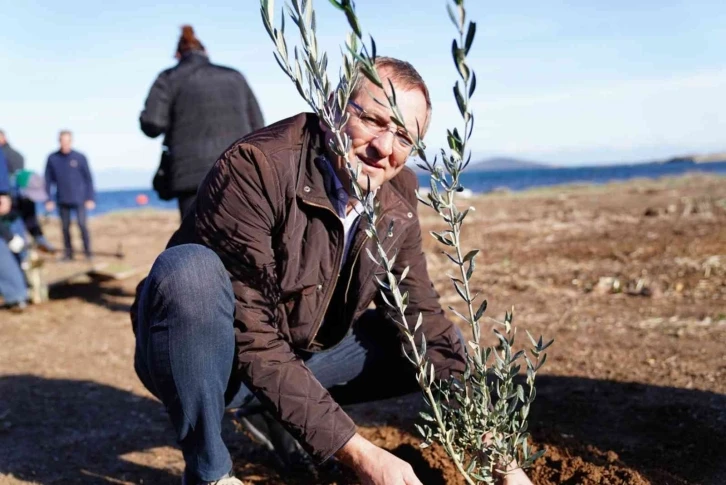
top-left (8, 235), bottom-right (25, 254)
top-left (336, 434), bottom-right (423, 485)
top-left (482, 433), bottom-right (533, 485)
top-left (45, 201), bottom-right (56, 212)
top-left (0, 195), bottom-right (11, 216)
top-left (493, 454), bottom-right (533, 485)
top-left (85, 200), bottom-right (96, 210)
top-left (499, 467), bottom-right (533, 485)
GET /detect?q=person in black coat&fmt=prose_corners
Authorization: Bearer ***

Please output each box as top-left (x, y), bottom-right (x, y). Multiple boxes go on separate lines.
top-left (140, 25), bottom-right (265, 217)
top-left (0, 130), bottom-right (25, 174)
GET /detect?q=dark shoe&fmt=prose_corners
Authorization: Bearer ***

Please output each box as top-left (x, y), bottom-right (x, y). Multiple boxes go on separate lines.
top-left (34, 236), bottom-right (56, 253)
top-left (60, 254), bottom-right (74, 262)
top-left (237, 411), bottom-right (316, 476)
top-left (6, 301), bottom-right (27, 313)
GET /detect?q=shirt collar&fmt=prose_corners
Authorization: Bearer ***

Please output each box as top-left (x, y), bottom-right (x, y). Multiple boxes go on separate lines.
top-left (316, 155), bottom-right (365, 218)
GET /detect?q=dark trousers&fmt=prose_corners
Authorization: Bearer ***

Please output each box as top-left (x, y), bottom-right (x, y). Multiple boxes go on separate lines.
top-left (177, 192), bottom-right (197, 219)
top-left (58, 204), bottom-right (91, 258)
top-left (133, 244), bottom-right (418, 481)
top-left (17, 196), bottom-right (44, 239)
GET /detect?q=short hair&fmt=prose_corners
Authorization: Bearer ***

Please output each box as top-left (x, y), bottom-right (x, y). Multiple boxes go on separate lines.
top-left (59, 130), bottom-right (72, 138)
top-left (350, 56), bottom-right (432, 136)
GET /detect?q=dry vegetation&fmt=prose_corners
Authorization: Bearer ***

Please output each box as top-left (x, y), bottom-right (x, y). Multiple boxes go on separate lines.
top-left (1, 173), bottom-right (724, 484)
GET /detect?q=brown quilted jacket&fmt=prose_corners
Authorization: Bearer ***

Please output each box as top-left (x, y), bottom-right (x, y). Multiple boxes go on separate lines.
top-left (133, 112), bottom-right (465, 463)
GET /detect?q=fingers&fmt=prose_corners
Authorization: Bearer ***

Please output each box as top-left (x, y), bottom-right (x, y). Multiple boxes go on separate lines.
top-left (0, 195), bottom-right (11, 215)
top-left (502, 467), bottom-right (533, 485)
top-left (403, 465), bottom-right (423, 485)
top-left (404, 475), bottom-right (424, 485)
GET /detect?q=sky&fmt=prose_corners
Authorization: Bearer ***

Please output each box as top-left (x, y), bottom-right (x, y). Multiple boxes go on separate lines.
top-left (2, 0), bottom-right (725, 189)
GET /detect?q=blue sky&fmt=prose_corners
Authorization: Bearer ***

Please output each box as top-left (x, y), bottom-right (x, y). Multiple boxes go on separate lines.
top-left (2, 0), bottom-right (725, 188)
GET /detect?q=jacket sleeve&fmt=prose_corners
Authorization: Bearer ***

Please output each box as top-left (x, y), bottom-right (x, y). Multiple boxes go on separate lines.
top-left (44, 158), bottom-right (55, 200)
top-left (376, 183), bottom-right (466, 382)
top-left (139, 72), bottom-right (172, 138)
top-left (0, 151), bottom-right (10, 194)
top-left (15, 150), bottom-right (25, 172)
top-left (80, 155), bottom-right (95, 201)
top-left (194, 144), bottom-right (356, 463)
top-left (241, 75), bottom-right (265, 131)
top-left (247, 89), bottom-right (265, 132)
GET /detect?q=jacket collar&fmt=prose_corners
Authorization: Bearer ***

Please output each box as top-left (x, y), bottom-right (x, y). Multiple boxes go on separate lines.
top-left (55, 149), bottom-right (77, 157)
top-left (296, 115), bottom-right (337, 212)
top-left (177, 51), bottom-right (210, 68)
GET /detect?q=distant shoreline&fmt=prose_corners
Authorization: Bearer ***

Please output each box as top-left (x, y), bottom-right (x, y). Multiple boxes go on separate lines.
top-left (82, 170), bottom-right (726, 219)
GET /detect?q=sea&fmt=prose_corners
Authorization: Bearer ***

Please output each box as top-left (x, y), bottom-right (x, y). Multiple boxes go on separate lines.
top-left (87, 160), bottom-right (726, 216)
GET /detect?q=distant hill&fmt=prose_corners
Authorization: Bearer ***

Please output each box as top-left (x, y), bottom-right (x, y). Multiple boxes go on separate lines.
top-left (468, 157), bottom-right (553, 171)
top-left (662, 151), bottom-right (726, 165)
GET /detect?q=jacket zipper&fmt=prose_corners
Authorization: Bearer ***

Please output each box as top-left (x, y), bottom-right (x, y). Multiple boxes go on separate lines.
top-left (304, 203), bottom-right (408, 347)
top-left (300, 199), bottom-right (345, 348)
top-left (341, 207), bottom-right (405, 324)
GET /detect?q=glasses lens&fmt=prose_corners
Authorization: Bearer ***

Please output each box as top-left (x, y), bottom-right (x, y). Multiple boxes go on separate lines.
top-left (351, 104), bottom-right (414, 154)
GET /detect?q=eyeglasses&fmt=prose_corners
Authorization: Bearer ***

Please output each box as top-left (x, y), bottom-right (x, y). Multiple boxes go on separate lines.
top-left (347, 101), bottom-right (415, 154)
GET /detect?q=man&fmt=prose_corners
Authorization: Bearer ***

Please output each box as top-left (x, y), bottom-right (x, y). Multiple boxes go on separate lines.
top-left (0, 130), bottom-right (54, 252)
top-left (0, 149), bottom-right (29, 311)
top-left (132, 58), bottom-right (532, 485)
top-left (139, 25), bottom-right (265, 217)
top-left (45, 130), bottom-right (95, 260)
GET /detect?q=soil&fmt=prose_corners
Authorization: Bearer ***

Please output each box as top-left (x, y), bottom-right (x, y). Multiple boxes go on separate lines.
top-left (1, 173), bottom-right (725, 485)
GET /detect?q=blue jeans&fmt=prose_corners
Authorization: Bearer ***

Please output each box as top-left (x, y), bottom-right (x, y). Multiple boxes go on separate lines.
top-left (133, 244), bottom-right (419, 481)
top-left (0, 238), bottom-right (27, 305)
top-left (10, 217), bottom-right (28, 263)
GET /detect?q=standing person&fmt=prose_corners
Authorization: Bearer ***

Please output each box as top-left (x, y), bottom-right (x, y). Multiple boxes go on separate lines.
top-left (0, 129), bottom-right (25, 174)
top-left (0, 130), bottom-right (54, 252)
top-left (131, 57), bottom-right (533, 485)
top-left (139, 25), bottom-right (265, 218)
top-left (0, 149), bottom-right (28, 311)
top-left (44, 130), bottom-right (95, 261)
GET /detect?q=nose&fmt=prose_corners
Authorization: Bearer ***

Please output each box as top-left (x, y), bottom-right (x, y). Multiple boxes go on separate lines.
top-left (369, 130), bottom-right (395, 158)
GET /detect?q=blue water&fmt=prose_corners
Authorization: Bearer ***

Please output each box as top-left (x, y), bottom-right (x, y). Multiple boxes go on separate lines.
top-left (426, 160), bottom-right (726, 194)
top-left (86, 160), bottom-right (726, 216)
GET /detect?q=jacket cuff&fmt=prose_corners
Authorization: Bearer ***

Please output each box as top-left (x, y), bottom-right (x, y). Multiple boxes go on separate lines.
top-left (315, 421), bottom-right (357, 465)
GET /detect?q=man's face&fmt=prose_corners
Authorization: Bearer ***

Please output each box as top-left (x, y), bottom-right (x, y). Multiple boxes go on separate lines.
top-left (59, 134), bottom-right (72, 154)
top-left (329, 72), bottom-right (428, 195)
top-left (0, 133), bottom-right (6, 146)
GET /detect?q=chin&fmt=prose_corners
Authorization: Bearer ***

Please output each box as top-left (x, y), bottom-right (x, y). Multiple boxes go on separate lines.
top-left (357, 176), bottom-right (383, 193)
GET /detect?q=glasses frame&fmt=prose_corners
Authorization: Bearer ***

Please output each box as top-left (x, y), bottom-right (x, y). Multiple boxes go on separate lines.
top-left (347, 101), bottom-right (416, 155)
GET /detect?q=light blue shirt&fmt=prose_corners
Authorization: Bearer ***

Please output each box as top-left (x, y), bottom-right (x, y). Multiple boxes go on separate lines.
top-left (318, 156), bottom-right (363, 264)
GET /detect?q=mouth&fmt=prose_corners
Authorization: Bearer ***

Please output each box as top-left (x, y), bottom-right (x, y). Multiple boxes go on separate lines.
top-left (357, 157), bottom-right (384, 171)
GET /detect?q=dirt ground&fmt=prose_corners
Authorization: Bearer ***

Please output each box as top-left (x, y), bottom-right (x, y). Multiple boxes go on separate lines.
top-left (1, 173), bottom-right (724, 485)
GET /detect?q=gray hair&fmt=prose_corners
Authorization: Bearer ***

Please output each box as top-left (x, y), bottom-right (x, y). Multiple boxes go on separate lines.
top-left (350, 56), bottom-right (432, 136)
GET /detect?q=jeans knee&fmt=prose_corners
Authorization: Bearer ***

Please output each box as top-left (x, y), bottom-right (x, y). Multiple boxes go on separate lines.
top-left (147, 244), bottom-right (233, 321)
